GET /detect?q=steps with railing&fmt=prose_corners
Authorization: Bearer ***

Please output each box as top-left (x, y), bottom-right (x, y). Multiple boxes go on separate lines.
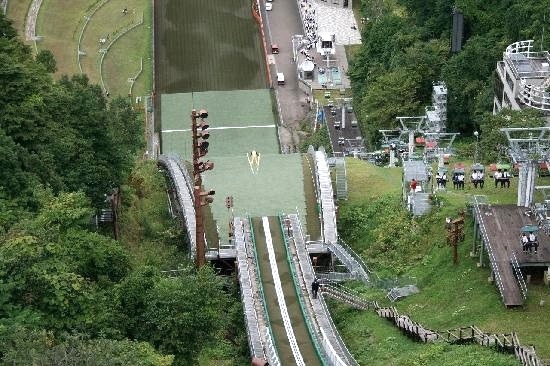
top-left (511, 252), bottom-right (528, 299)
top-left (320, 284), bottom-right (371, 310)
top-left (334, 156), bottom-right (348, 200)
top-left (324, 282), bottom-right (545, 366)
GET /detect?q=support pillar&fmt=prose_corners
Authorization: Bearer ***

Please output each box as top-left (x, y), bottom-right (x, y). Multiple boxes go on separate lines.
top-left (517, 162), bottom-right (536, 207)
top-left (471, 222), bottom-right (478, 256)
top-left (478, 234), bottom-right (484, 267)
top-left (408, 131), bottom-right (414, 158)
top-left (389, 150), bottom-right (396, 167)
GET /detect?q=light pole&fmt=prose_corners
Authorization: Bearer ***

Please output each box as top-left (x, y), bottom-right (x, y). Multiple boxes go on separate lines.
top-left (474, 130), bottom-right (479, 163)
top-left (191, 109), bottom-right (215, 268)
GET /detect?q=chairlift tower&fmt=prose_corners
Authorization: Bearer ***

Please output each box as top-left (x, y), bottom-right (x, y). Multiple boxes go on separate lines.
top-left (397, 116), bottom-right (426, 158)
top-left (379, 129), bottom-right (407, 167)
top-left (425, 82), bottom-right (447, 132)
top-left (501, 127), bottom-right (550, 207)
top-left (423, 132), bottom-right (459, 167)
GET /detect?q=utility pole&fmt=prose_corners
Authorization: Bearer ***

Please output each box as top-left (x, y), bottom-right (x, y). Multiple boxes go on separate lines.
top-left (191, 109), bottom-right (215, 268)
top-left (447, 211), bottom-right (465, 264)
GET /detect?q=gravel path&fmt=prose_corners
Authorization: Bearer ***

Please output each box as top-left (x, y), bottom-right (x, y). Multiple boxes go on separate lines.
top-left (25, 0), bottom-right (43, 41)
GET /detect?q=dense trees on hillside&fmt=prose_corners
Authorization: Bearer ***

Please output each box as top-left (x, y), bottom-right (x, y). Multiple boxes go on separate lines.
top-left (0, 14), bottom-right (142, 221)
top-left (0, 13), bottom-right (247, 365)
top-left (351, 0), bottom-right (549, 145)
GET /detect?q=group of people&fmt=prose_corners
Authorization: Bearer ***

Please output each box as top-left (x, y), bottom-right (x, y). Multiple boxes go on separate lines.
top-left (494, 169), bottom-right (511, 188)
top-left (436, 168), bottom-right (508, 190)
top-left (452, 172), bottom-right (466, 190)
top-left (471, 170), bottom-right (485, 188)
top-left (521, 232), bottom-right (539, 253)
top-left (435, 171), bottom-right (448, 189)
top-left (300, 2), bottom-right (318, 51)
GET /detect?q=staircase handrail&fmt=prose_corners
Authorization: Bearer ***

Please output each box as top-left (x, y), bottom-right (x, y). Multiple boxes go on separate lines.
top-left (337, 237), bottom-right (378, 283)
top-left (287, 212), bottom-right (359, 366)
top-left (510, 252), bottom-right (528, 299)
top-left (328, 289), bottom-right (545, 365)
top-left (277, 215), bottom-right (327, 365)
top-left (472, 196), bottom-right (506, 302)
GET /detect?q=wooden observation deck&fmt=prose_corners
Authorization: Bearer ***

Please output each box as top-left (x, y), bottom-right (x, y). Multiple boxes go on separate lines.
top-left (472, 200), bottom-right (550, 307)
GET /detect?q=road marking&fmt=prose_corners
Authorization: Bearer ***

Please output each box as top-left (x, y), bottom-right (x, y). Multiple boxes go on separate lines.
top-left (162, 125), bottom-right (276, 133)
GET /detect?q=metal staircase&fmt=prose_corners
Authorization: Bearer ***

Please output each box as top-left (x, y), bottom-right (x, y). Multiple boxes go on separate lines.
top-left (334, 156), bottom-right (348, 200)
top-left (325, 238), bottom-right (371, 284)
top-left (320, 284), bottom-right (371, 310)
top-left (411, 193), bottom-right (432, 216)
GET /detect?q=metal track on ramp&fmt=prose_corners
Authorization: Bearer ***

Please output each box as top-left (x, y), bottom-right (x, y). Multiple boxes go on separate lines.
top-left (252, 217), bottom-right (322, 366)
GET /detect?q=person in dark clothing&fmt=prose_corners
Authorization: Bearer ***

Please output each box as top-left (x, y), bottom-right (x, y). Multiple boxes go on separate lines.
top-left (311, 278), bottom-right (320, 299)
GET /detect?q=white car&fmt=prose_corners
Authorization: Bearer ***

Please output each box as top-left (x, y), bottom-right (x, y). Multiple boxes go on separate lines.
top-left (266, 3), bottom-right (272, 10)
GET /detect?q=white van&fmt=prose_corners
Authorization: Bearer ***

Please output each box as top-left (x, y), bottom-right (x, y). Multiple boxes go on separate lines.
top-left (276, 72), bottom-right (285, 85)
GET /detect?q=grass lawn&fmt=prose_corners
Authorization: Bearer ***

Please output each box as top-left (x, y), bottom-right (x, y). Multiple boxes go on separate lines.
top-left (6, 0), bottom-right (33, 42)
top-left (36, 0), bottom-right (95, 77)
top-left (335, 158), bottom-right (550, 363)
top-left (102, 0), bottom-right (152, 98)
top-left (32, 0), bottom-right (151, 99)
top-left (80, 0), bottom-right (150, 97)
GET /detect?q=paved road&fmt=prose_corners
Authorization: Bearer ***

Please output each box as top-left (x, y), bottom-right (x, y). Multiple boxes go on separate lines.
top-left (261, 0), bottom-right (309, 150)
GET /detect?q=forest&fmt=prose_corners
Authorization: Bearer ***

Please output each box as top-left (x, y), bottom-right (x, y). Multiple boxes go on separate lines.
top-left (349, 0), bottom-right (549, 146)
top-left (0, 13), bottom-right (247, 366)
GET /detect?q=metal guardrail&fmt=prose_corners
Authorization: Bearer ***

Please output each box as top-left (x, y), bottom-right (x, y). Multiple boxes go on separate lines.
top-left (308, 146), bottom-right (338, 244)
top-left (158, 155), bottom-right (196, 258)
top-left (287, 212), bottom-right (360, 366)
top-left (510, 252), bottom-right (528, 299)
top-left (472, 196), bottom-right (506, 302)
top-left (235, 218), bottom-right (266, 359)
top-left (278, 214), bottom-right (327, 365)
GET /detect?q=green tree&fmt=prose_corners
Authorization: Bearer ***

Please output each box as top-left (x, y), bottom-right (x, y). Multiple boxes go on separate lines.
top-left (1, 329), bottom-right (174, 365)
top-left (479, 108), bottom-right (545, 163)
top-left (36, 49), bottom-right (57, 73)
top-left (358, 69), bottom-right (422, 144)
top-left (136, 268), bottom-right (230, 365)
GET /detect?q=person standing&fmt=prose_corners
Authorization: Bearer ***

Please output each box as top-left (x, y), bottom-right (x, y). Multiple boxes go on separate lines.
top-left (311, 278), bottom-right (320, 299)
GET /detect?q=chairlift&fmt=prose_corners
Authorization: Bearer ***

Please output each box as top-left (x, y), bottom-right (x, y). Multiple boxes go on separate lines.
top-left (520, 225), bottom-right (539, 234)
top-left (520, 225), bottom-right (540, 253)
top-left (452, 163), bottom-right (465, 175)
top-left (471, 163), bottom-right (485, 172)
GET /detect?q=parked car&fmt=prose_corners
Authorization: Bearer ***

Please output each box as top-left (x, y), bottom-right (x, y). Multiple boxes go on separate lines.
top-left (266, 3), bottom-right (273, 10)
top-left (276, 72), bottom-right (285, 85)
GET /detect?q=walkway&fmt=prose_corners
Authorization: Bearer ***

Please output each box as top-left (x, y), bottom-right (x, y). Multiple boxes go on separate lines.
top-left (472, 202), bottom-right (524, 306)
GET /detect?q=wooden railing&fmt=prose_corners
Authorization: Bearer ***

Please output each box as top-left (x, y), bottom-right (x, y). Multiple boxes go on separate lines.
top-left (325, 285), bottom-right (545, 365)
